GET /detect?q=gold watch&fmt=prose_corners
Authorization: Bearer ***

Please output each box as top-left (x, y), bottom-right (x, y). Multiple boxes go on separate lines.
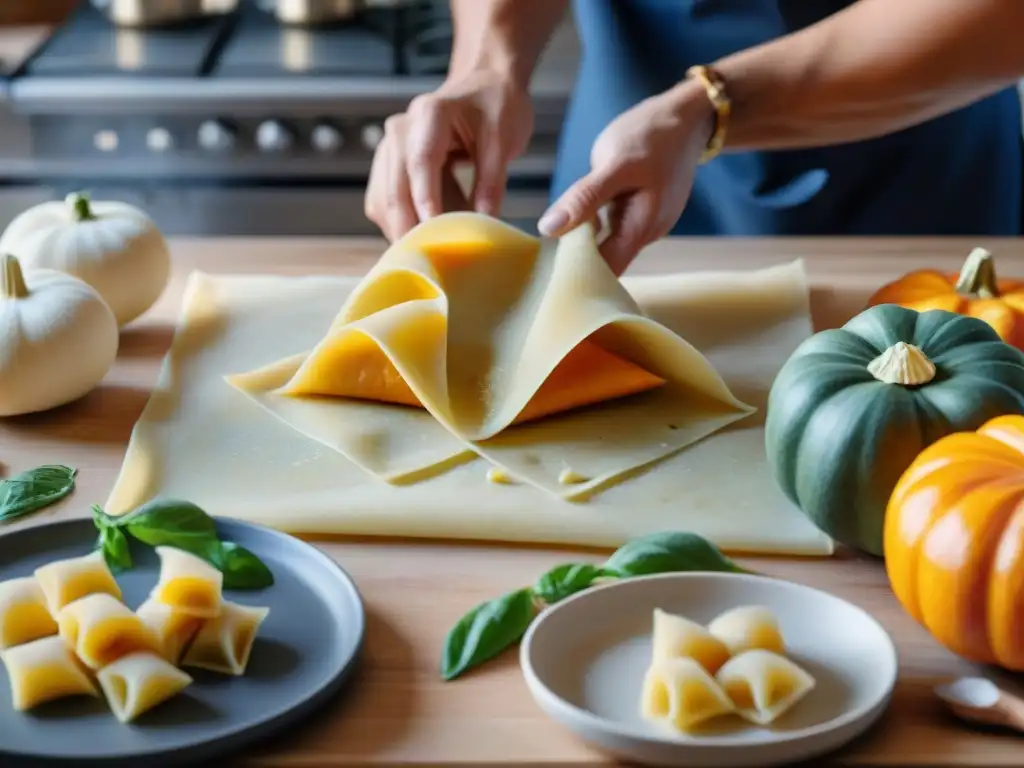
top-left (685, 64), bottom-right (731, 164)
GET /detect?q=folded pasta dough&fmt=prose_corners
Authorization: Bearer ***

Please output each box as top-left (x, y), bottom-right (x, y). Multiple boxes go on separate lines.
top-left (228, 213), bottom-right (754, 498)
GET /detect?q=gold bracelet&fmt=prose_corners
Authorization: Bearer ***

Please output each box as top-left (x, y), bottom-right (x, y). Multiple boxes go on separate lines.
top-left (685, 64), bottom-right (731, 164)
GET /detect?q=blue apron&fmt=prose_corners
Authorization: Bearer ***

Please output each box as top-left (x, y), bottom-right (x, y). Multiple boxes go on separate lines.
top-left (552, 0), bottom-right (1024, 235)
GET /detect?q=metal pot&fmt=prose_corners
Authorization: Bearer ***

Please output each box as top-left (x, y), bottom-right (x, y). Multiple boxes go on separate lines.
top-left (90, 0), bottom-right (212, 27)
top-left (259, 0), bottom-right (411, 26)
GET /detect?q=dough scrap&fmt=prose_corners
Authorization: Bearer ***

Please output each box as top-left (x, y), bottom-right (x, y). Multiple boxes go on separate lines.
top-left (102, 259), bottom-right (833, 555)
top-left (227, 214), bottom-right (753, 498)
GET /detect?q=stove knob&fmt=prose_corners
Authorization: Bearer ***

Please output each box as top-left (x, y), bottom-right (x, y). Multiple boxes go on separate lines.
top-left (311, 123), bottom-right (344, 153)
top-left (360, 123), bottom-right (385, 151)
top-left (146, 127), bottom-right (174, 153)
top-left (255, 120), bottom-right (294, 153)
top-left (197, 120), bottom-right (236, 152)
top-left (93, 129), bottom-right (119, 153)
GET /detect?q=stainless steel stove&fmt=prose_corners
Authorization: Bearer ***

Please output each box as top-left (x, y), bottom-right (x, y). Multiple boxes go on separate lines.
top-left (0, 1), bottom-right (576, 235)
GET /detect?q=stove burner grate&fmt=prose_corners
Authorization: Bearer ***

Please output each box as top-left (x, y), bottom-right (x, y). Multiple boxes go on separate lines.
top-left (20, 0), bottom-right (453, 80)
top-left (24, 2), bottom-right (233, 78)
top-left (212, 1), bottom-right (451, 78)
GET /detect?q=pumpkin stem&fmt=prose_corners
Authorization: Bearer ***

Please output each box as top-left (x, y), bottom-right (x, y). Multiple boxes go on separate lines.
top-left (867, 342), bottom-right (936, 386)
top-left (0, 254), bottom-right (29, 300)
top-left (66, 192), bottom-right (97, 222)
top-left (954, 247), bottom-right (999, 299)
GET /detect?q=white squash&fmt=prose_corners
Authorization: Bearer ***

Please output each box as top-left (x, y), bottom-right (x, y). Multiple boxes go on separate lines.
top-left (0, 193), bottom-right (171, 327)
top-left (0, 254), bottom-right (119, 416)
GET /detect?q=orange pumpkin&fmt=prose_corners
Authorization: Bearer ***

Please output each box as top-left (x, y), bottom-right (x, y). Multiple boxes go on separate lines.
top-left (884, 414), bottom-right (1024, 669)
top-left (868, 247), bottom-right (1024, 349)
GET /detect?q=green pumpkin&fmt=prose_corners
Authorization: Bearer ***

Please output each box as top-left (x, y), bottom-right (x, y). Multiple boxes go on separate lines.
top-left (765, 304), bottom-right (1024, 556)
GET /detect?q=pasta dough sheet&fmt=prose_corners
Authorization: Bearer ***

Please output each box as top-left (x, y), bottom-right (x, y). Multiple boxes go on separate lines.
top-left (104, 260), bottom-right (834, 556)
top-left (227, 216), bottom-right (753, 499)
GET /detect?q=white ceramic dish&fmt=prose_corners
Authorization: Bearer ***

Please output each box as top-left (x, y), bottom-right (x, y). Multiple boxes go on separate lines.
top-left (520, 572), bottom-right (897, 767)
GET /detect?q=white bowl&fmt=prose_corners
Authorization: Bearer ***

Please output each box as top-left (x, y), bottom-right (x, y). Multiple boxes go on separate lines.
top-left (520, 572), bottom-right (897, 767)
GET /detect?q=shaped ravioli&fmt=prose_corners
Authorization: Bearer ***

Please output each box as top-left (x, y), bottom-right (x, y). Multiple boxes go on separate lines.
top-left (227, 214), bottom-right (753, 500)
top-left (0, 577), bottom-right (58, 650)
top-left (651, 608), bottom-right (732, 674)
top-left (97, 651), bottom-right (193, 723)
top-left (640, 657), bottom-right (735, 732)
top-left (135, 596), bottom-right (203, 664)
top-left (707, 605), bottom-right (786, 656)
top-left (34, 550), bottom-right (122, 615)
top-left (716, 649), bottom-right (816, 725)
top-left (57, 593), bottom-right (162, 670)
top-left (1, 635), bottom-right (98, 710)
top-left (181, 600), bottom-right (269, 675)
top-left (151, 546), bottom-right (223, 619)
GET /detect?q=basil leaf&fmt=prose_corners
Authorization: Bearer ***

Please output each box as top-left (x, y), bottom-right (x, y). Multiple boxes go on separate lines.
top-left (533, 563), bottom-right (604, 605)
top-left (217, 542), bottom-right (274, 590)
top-left (441, 531), bottom-right (750, 682)
top-left (0, 465), bottom-right (77, 522)
top-left (92, 504), bottom-right (126, 534)
top-left (441, 588), bottom-right (537, 681)
top-left (93, 498), bottom-right (274, 591)
top-left (99, 525), bottom-right (133, 573)
top-left (603, 531), bottom-right (748, 577)
top-left (118, 499), bottom-right (217, 541)
top-left (91, 504), bottom-right (107, 532)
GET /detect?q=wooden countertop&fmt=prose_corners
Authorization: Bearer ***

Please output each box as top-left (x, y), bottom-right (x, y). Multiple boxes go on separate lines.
top-left (3, 236), bottom-right (1024, 767)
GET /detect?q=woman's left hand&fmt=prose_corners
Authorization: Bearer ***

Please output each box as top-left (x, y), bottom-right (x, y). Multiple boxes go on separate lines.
top-left (537, 80), bottom-right (715, 275)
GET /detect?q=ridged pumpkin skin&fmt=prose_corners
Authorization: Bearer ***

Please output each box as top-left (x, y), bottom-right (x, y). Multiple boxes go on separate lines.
top-left (867, 247), bottom-right (1024, 350)
top-left (765, 304), bottom-right (1024, 555)
top-left (885, 415), bottom-right (1024, 670)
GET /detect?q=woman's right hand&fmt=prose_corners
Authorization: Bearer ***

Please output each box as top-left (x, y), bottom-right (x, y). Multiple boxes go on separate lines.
top-left (364, 70), bottom-right (535, 241)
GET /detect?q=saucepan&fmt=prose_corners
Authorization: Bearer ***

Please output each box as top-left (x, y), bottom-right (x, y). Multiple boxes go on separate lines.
top-left (256, 0), bottom-right (415, 26)
top-left (90, 0), bottom-right (237, 28)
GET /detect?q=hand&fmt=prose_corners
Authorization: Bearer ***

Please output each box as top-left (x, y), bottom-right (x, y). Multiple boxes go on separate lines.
top-left (537, 81), bottom-right (716, 275)
top-left (364, 70), bottom-right (534, 241)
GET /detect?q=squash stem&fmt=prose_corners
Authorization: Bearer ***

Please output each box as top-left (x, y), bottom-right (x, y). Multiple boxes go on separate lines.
top-left (66, 192), bottom-right (97, 222)
top-left (867, 342), bottom-right (936, 386)
top-left (0, 254), bottom-right (29, 299)
top-left (954, 247), bottom-right (999, 299)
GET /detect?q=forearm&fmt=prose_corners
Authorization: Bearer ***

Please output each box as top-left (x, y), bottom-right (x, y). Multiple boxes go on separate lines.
top-left (704, 0), bottom-right (1024, 150)
top-left (449, 0), bottom-right (569, 87)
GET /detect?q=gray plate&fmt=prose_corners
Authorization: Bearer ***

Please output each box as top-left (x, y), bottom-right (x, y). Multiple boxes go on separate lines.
top-left (0, 517), bottom-right (365, 767)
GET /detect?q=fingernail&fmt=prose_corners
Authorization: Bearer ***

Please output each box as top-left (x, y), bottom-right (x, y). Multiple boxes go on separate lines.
top-left (474, 197), bottom-right (497, 216)
top-left (416, 200), bottom-right (440, 220)
top-left (538, 209), bottom-right (569, 236)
